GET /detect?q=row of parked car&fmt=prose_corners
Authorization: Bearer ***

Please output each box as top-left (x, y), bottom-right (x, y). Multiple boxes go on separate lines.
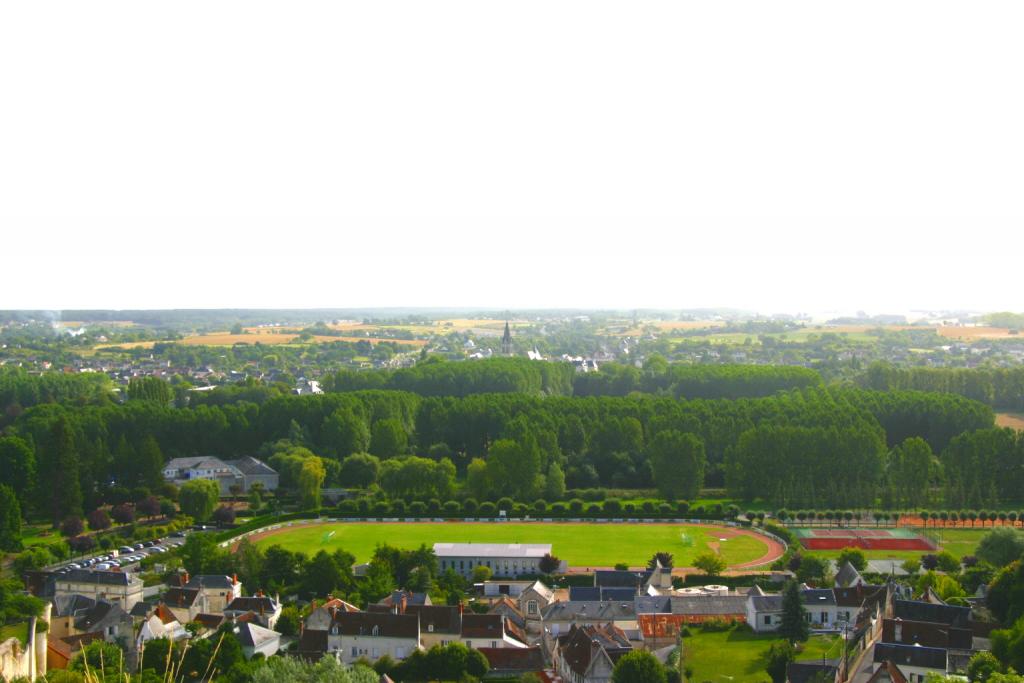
top-left (54, 531), bottom-right (191, 573)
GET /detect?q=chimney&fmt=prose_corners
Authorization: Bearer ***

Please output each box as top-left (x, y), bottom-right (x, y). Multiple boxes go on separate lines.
top-left (232, 573), bottom-right (238, 586)
top-left (183, 572), bottom-right (189, 585)
top-left (458, 603), bottom-right (464, 615)
top-left (401, 593), bottom-right (407, 613)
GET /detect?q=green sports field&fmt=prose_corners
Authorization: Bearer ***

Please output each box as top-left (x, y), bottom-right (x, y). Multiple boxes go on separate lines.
top-left (249, 522), bottom-right (773, 568)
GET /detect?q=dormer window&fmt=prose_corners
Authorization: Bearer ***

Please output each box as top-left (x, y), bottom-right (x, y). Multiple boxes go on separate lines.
top-left (372, 625), bottom-right (380, 637)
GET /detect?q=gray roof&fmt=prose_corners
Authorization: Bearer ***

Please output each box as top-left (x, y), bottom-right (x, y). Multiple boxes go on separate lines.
top-left (893, 599), bottom-right (970, 628)
top-left (787, 660), bottom-right (840, 683)
top-left (51, 594), bottom-right (96, 618)
top-left (164, 456), bottom-right (231, 471)
top-left (749, 594), bottom-right (784, 612)
top-left (223, 456), bottom-right (277, 476)
top-left (594, 570), bottom-right (652, 588)
top-left (58, 570), bottom-right (138, 586)
top-left (569, 587), bottom-right (602, 601)
top-left (235, 622), bottom-right (280, 648)
top-left (75, 601), bottom-right (129, 632)
top-left (433, 543), bottom-right (550, 558)
top-left (542, 600), bottom-right (637, 621)
top-left (802, 589), bottom-right (837, 607)
top-left (874, 643), bottom-right (948, 670)
top-left (636, 595), bottom-right (747, 616)
top-left (835, 561), bottom-right (863, 588)
top-left (185, 575), bottom-right (238, 590)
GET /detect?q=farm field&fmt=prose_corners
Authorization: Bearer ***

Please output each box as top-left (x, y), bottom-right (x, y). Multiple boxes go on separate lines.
top-left (683, 628), bottom-right (840, 683)
top-left (996, 413), bottom-right (1024, 431)
top-left (937, 325), bottom-right (1018, 341)
top-left (95, 333), bottom-right (427, 350)
top-left (248, 522), bottom-right (776, 569)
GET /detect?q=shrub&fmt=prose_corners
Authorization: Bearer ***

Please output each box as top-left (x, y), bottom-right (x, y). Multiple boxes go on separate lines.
top-left (603, 499), bottom-right (622, 514)
top-left (533, 499), bottom-right (548, 513)
top-left (337, 499), bottom-right (358, 514)
top-left (641, 501), bottom-right (655, 513)
top-left (676, 501), bottom-right (690, 515)
top-left (110, 503), bottom-right (135, 525)
top-left (409, 501), bottom-right (427, 516)
top-left (372, 501), bottom-right (391, 516)
top-left (356, 498), bottom-right (372, 514)
top-left (391, 500), bottom-right (406, 516)
top-left (586, 503), bottom-right (602, 515)
top-left (60, 516), bottom-right (85, 538)
top-left (479, 502), bottom-right (497, 516)
top-left (550, 502), bottom-right (567, 514)
top-left (98, 536), bottom-right (113, 550)
top-left (692, 505), bottom-right (706, 517)
top-left (442, 500), bottom-right (461, 516)
top-left (700, 618), bottom-right (737, 632)
top-left (569, 499), bottom-right (584, 513)
top-left (212, 506), bottom-right (237, 526)
top-left (512, 503), bottom-right (528, 517)
top-left (658, 503), bottom-right (673, 515)
top-left (496, 497), bottom-right (515, 512)
top-left (427, 498), bottom-right (442, 514)
top-left (462, 498), bottom-right (478, 515)
top-left (69, 535), bottom-right (96, 553)
top-left (87, 509), bottom-right (111, 531)
top-left (624, 503), bottom-right (636, 514)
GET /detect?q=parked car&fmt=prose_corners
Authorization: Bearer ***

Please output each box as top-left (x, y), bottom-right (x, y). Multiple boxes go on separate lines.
top-left (119, 546), bottom-right (135, 554)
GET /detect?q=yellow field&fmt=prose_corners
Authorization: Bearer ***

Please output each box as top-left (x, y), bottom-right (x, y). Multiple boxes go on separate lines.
top-left (938, 326), bottom-right (1018, 341)
top-left (97, 333), bottom-right (427, 349)
top-left (996, 413), bottom-right (1024, 431)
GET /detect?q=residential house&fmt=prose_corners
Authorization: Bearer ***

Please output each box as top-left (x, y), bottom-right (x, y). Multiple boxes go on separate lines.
top-left (460, 613), bottom-right (527, 650)
top-left (434, 543), bottom-right (559, 578)
top-left (327, 611), bottom-right (420, 664)
top-left (49, 595), bottom-right (100, 639)
top-left (234, 622), bottom-right (281, 659)
top-left (637, 595), bottom-right (748, 647)
top-left (488, 597), bottom-right (527, 631)
top-left (478, 647), bottom-right (546, 679)
top-left (53, 570), bottom-right (144, 612)
top-left (872, 644), bottom-right (950, 682)
top-left (162, 456), bottom-right (278, 494)
top-left (404, 605), bottom-right (462, 649)
top-left (222, 456), bottom-right (280, 492)
top-left (224, 593), bottom-right (281, 630)
top-left (137, 605), bottom-right (189, 649)
top-left (181, 574), bottom-right (243, 613)
top-left (481, 580), bottom-right (536, 599)
top-left (555, 623), bottom-right (632, 683)
top-left (541, 601), bottom-right (637, 637)
top-left (518, 581), bottom-right (556, 625)
top-left (746, 586), bottom-right (843, 633)
top-left (377, 590), bottom-right (431, 611)
top-left (835, 561), bottom-right (866, 588)
top-left (305, 598), bottom-right (361, 630)
top-left (161, 588), bottom-right (203, 625)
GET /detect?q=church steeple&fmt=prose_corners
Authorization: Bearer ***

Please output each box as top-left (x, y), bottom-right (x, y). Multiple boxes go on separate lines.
top-left (501, 320), bottom-right (513, 356)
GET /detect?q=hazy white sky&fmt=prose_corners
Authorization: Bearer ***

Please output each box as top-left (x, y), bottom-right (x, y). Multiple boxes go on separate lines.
top-left (1, 1), bottom-right (1022, 313)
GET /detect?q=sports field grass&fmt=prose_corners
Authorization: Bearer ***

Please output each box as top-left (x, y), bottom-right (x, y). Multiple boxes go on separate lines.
top-left (683, 628), bottom-right (841, 683)
top-left (250, 522), bottom-right (771, 568)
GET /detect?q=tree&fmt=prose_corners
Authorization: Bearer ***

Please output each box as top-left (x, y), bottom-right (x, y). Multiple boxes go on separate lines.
top-left (298, 458), bottom-right (327, 510)
top-left (110, 502), bottom-right (135, 525)
top-left (487, 438), bottom-right (541, 501)
top-left (544, 461), bottom-right (566, 501)
top-left (60, 515), bottom-right (84, 538)
top-left (369, 419), bottom-right (408, 458)
top-left (212, 505), bottom-right (236, 526)
top-left (322, 409), bottom-right (371, 458)
top-left (127, 377), bottom-right (173, 404)
top-left (136, 436), bottom-right (165, 489)
top-left (836, 547), bottom-right (868, 572)
top-left (539, 553), bottom-right (561, 574)
top-left (778, 581), bottom-right (809, 643)
top-left (339, 453), bottom-right (380, 488)
top-left (648, 552), bottom-right (674, 569)
top-left (693, 553), bottom-right (727, 577)
top-left (0, 436), bottom-right (36, 512)
top-left (796, 555), bottom-right (828, 583)
top-left (178, 479), bottom-right (220, 522)
top-left (936, 551), bottom-right (961, 573)
top-left (86, 508), bottom-right (111, 532)
top-left (0, 485), bottom-right (23, 552)
top-left (612, 650), bottom-right (668, 683)
top-left (39, 416), bottom-right (83, 525)
top-left (647, 430), bottom-right (705, 501)
top-left (993, 616), bottom-right (1024, 675)
top-left (966, 651), bottom-right (1005, 682)
top-left (472, 565), bottom-right (493, 583)
top-left (137, 495), bottom-right (162, 518)
top-left (978, 528), bottom-right (1024, 567)
top-left (765, 640), bottom-right (796, 683)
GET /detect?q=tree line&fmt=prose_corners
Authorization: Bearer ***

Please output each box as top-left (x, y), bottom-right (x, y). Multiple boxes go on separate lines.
top-left (859, 362), bottom-right (1024, 410)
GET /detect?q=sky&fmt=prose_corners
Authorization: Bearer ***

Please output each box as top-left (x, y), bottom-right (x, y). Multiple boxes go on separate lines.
top-left (1, 1), bottom-right (1022, 314)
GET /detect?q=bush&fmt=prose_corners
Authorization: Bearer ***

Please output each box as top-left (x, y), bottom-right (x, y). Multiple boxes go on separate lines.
top-left (337, 499), bottom-right (358, 515)
top-left (427, 498), bottom-right (442, 514)
top-left (658, 503), bottom-right (673, 515)
top-left (60, 516), bottom-right (84, 538)
top-left (586, 503), bottom-right (602, 515)
top-left (87, 509), bottom-right (111, 532)
top-left (462, 498), bottom-right (478, 515)
top-left (442, 500), bottom-right (461, 516)
top-left (533, 499), bottom-right (548, 513)
top-left (603, 499), bottom-right (622, 514)
top-left (212, 506), bottom-right (237, 526)
top-left (110, 503), bottom-right (135, 525)
top-left (69, 535), bottom-right (96, 553)
top-left (372, 501), bottom-right (391, 516)
top-left (356, 498), bottom-right (372, 514)
top-left (700, 618), bottom-right (738, 632)
top-left (641, 501), bottom-right (655, 513)
top-left (512, 503), bottom-right (528, 517)
top-left (479, 502), bottom-right (497, 516)
top-left (391, 500), bottom-right (406, 515)
top-left (676, 501), bottom-right (690, 515)
top-left (496, 497), bottom-right (515, 512)
top-left (623, 503), bottom-right (636, 514)
top-left (550, 502), bottom-right (567, 514)
top-left (409, 501), bottom-right (427, 516)
top-left (569, 499), bottom-right (584, 513)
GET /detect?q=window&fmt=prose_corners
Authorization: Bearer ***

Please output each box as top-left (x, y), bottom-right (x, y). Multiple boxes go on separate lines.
top-left (763, 615), bottom-right (771, 625)
top-left (351, 647), bottom-right (357, 658)
top-left (528, 601), bottom-right (538, 615)
top-left (372, 625), bottom-right (380, 636)
top-left (372, 648), bottom-right (379, 658)
top-left (428, 624), bottom-right (434, 633)
top-left (821, 611), bottom-right (827, 623)
top-left (491, 641), bottom-right (497, 648)
top-left (894, 623), bottom-right (903, 642)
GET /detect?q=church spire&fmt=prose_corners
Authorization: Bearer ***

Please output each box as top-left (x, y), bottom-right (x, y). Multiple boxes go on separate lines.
top-left (501, 320), bottom-right (513, 356)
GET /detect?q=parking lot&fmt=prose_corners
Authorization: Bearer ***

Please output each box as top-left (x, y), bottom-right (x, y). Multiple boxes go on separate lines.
top-left (50, 529), bottom-right (194, 575)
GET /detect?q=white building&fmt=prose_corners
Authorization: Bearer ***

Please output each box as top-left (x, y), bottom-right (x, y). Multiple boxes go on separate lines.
top-left (434, 543), bottom-right (556, 578)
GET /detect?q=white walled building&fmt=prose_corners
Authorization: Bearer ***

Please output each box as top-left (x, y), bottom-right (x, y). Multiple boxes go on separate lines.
top-left (434, 543), bottom-right (556, 578)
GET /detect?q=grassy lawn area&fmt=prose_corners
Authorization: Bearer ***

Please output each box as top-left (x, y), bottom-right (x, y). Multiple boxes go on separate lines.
top-left (683, 628), bottom-right (841, 683)
top-left (251, 522), bottom-right (771, 568)
top-left (0, 622), bottom-right (29, 645)
top-left (20, 525), bottom-right (61, 548)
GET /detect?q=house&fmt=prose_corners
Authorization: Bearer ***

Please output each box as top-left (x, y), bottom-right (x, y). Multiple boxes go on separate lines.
top-left (53, 570), bottom-right (144, 612)
top-left (47, 632), bottom-right (103, 671)
top-left (161, 588), bottom-right (203, 624)
top-left (404, 605), bottom-right (462, 649)
top-left (892, 600), bottom-right (970, 629)
top-left (881, 618), bottom-right (973, 650)
top-left (517, 581), bottom-right (556, 624)
top-left (746, 586), bottom-right (841, 633)
top-left (181, 574), bottom-right (243, 613)
top-left (376, 590), bottom-right (431, 611)
top-left (787, 660), bottom-right (839, 683)
top-left (224, 593), bottom-right (282, 630)
top-left (488, 597), bottom-right (527, 631)
top-left (872, 644), bottom-right (950, 681)
top-left (327, 611), bottom-right (420, 664)
top-left (834, 561), bottom-right (866, 588)
top-left (594, 563), bottom-right (673, 596)
top-left (637, 595), bottom-right (748, 647)
top-left (49, 595), bottom-right (100, 639)
top-left (434, 543), bottom-right (558, 578)
top-left (481, 580), bottom-right (536, 599)
top-left (234, 622), bottom-right (281, 659)
top-left (137, 605), bottom-right (189, 649)
top-left (478, 647), bottom-right (546, 679)
top-left (222, 456), bottom-right (280, 492)
top-left (162, 456), bottom-right (278, 494)
top-left (461, 613), bottom-right (528, 650)
top-left (541, 601), bottom-right (638, 637)
top-left (555, 623), bottom-right (632, 683)
top-left (305, 598), bottom-right (361, 630)
top-left (66, 600), bottom-right (133, 642)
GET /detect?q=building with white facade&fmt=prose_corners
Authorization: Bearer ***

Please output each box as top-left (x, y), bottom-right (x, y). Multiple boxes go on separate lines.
top-left (434, 543), bottom-right (556, 578)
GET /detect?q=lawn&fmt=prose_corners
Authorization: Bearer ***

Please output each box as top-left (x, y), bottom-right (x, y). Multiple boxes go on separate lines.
top-left (250, 522), bottom-right (771, 568)
top-left (0, 622), bottom-right (29, 645)
top-left (683, 628), bottom-right (841, 683)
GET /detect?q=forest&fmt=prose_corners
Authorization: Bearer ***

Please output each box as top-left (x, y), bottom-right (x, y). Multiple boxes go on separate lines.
top-left (0, 361), bottom-right (1014, 527)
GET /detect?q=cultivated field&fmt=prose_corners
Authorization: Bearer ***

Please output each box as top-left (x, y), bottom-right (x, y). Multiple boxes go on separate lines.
top-left (996, 413), bottom-right (1024, 431)
top-left (937, 325), bottom-right (1018, 341)
top-left (95, 332), bottom-right (427, 350)
top-left (247, 521), bottom-right (780, 569)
